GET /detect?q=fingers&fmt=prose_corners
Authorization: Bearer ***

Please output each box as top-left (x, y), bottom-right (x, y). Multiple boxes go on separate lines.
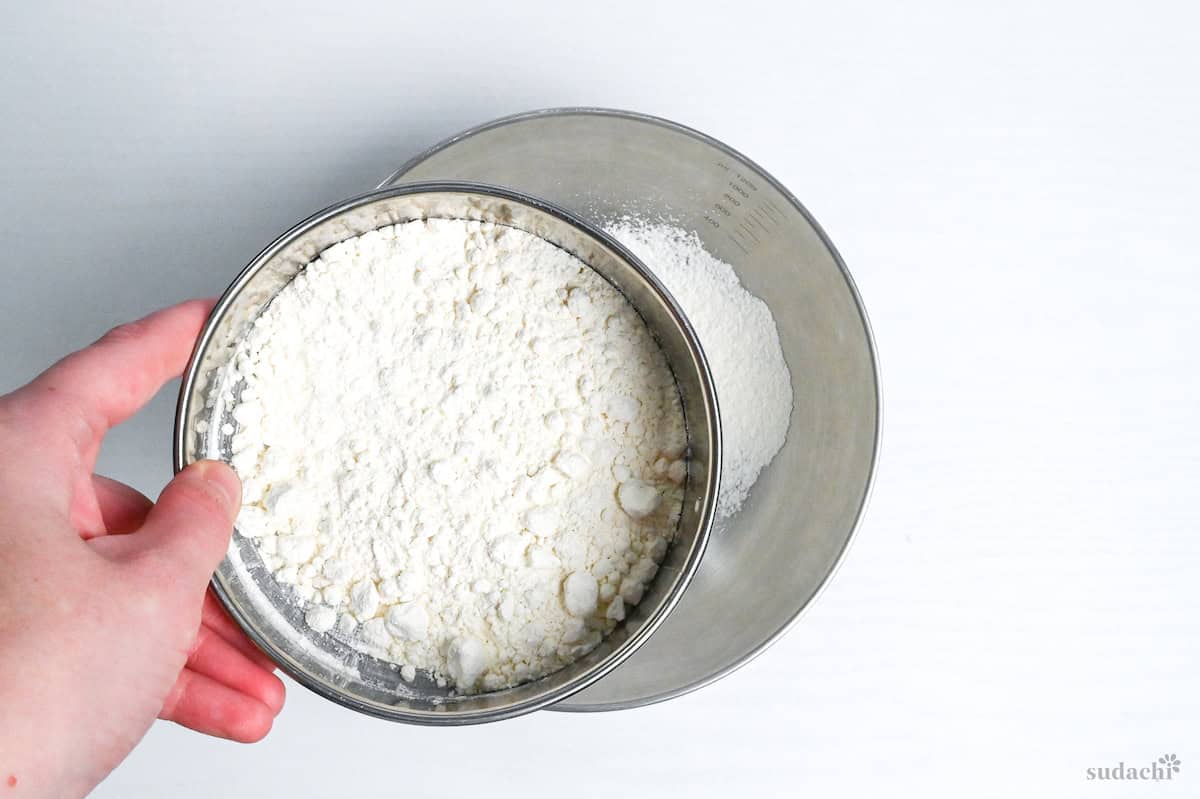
top-left (141, 462), bottom-right (283, 746)
top-left (127, 460), bottom-right (241, 584)
top-left (202, 590), bottom-right (278, 672)
top-left (186, 624), bottom-right (285, 714)
top-left (91, 475), bottom-right (153, 535)
top-left (16, 299), bottom-right (214, 468)
top-left (160, 667), bottom-right (277, 744)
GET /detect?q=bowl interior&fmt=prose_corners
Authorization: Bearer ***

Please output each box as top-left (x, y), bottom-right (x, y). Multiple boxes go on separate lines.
top-left (175, 184), bottom-right (719, 723)
top-left (382, 110), bottom-right (881, 708)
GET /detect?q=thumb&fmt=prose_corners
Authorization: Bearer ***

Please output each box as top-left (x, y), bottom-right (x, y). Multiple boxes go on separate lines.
top-left (131, 460), bottom-right (242, 584)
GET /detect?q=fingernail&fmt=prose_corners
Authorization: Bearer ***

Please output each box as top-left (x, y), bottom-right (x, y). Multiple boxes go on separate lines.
top-left (192, 460), bottom-right (242, 509)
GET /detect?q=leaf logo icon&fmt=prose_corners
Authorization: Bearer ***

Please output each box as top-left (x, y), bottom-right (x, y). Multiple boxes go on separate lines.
top-left (1157, 754), bottom-right (1181, 773)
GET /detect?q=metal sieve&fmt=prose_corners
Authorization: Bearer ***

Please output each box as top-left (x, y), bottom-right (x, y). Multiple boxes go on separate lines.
top-left (174, 182), bottom-right (721, 724)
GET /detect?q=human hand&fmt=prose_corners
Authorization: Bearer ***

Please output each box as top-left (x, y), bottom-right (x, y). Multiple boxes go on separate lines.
top-left (0, 300), bottom-right (285, 798)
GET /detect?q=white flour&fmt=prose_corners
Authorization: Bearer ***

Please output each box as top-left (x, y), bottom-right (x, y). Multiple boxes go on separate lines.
top-left (225, 219), bottom-right (686, 692)
top-left (606, 220), bottom-right (793, 519)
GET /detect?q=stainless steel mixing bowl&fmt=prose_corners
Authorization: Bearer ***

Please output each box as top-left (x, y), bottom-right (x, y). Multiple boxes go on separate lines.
top-left (174, 182), bottom-right (721, 724)
top-left (380, 109), bottom-right (881, 710)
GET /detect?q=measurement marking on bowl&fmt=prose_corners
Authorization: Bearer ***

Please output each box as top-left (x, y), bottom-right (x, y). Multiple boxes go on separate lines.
top-left (703, 160), bottom-right (779, 255)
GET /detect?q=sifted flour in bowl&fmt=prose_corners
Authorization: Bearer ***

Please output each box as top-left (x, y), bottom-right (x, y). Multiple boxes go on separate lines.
top-left (223, 219), bottom-right (687, 693)
top-left (606, 220), bottom-right (793, 521)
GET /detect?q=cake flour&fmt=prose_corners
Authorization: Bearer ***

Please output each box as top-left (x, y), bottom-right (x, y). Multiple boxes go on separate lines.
top-left (605, 220), bottom-right (793, 519)
top-left (225, 219), bottom-right (686, 692)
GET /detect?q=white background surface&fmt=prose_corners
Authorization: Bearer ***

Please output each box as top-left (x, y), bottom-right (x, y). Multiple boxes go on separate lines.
top-left (2, 1), bottom-right (1198, 796)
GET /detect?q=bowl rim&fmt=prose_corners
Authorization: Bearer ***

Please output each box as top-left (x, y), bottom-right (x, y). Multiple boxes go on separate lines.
top-left (173, 180), bottom-right (721, 724)
top-left (381, 109), bottom-right (884, 711)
